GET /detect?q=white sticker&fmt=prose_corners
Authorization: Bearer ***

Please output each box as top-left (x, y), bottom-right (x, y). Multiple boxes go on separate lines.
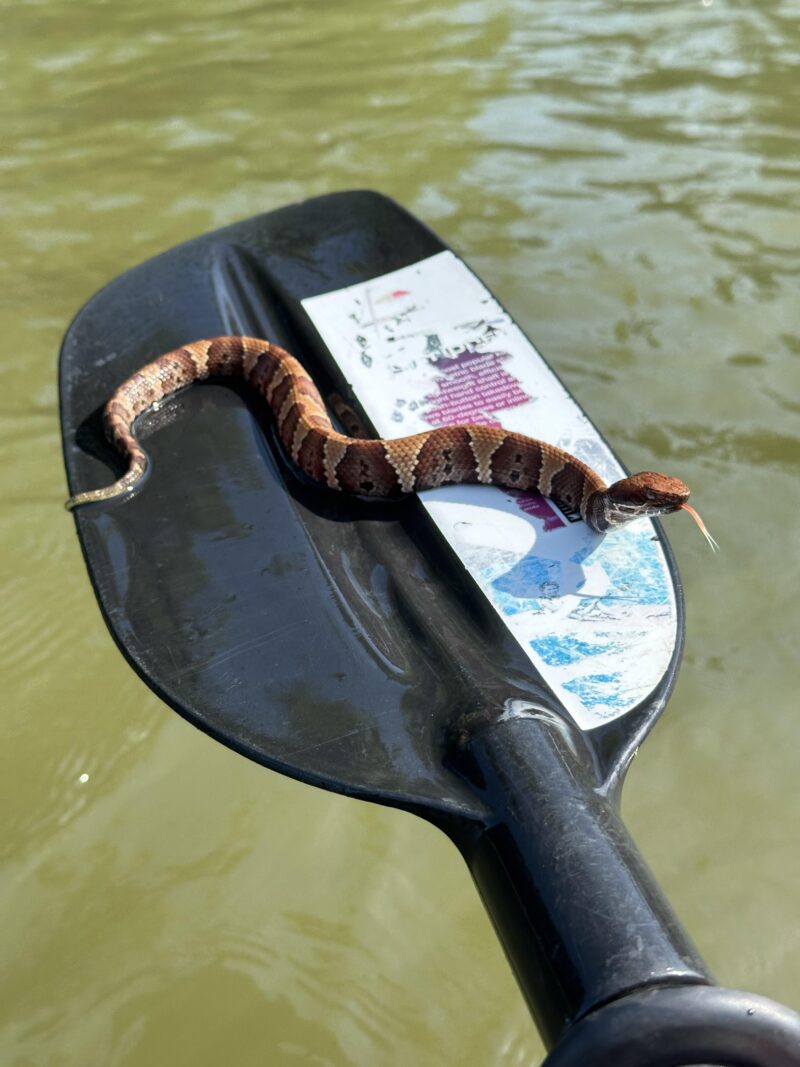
top-left (303, 251), bottom-right (677, 729)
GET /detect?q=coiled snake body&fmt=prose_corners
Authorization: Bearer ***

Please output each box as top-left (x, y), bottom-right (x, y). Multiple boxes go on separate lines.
top-left (65, 336), bottom-right (714, 545)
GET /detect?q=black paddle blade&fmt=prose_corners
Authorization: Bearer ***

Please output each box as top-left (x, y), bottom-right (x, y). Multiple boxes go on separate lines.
top-left (60, 191), bottom-right (683, 827)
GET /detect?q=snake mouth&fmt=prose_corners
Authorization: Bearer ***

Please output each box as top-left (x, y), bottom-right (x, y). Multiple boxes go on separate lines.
top-left (679, 503), bottom-right (719, 552)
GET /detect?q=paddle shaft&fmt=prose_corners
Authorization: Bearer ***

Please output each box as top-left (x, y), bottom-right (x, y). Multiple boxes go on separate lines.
top-left (452, 712), bottom-right (711, 1047)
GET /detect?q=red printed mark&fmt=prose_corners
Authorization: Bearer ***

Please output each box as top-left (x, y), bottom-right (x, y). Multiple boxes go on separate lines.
top-left (376, 288), bottom-right (412, 303)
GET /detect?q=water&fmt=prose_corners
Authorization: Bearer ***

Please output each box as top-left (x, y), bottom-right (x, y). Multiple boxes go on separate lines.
top-left (2, 1), bottom-right (798, 1063)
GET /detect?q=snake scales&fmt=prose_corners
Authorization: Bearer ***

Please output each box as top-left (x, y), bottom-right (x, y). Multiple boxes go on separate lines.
top-left (65, 335), bottom-right (714, 545)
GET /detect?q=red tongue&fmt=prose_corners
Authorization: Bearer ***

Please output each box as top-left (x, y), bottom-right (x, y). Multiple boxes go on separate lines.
top-left (679, 503), bottom-right (719, 551)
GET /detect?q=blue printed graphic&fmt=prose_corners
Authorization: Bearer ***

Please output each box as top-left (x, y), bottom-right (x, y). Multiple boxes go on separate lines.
top-left (492, 556), bottom-right (561, 598)
top-left (487, 521), bottom-right (672, 720)
top-left (563, 672), bottom-right (630, 711)
top-left (531, 633), bottom-right (626, 667)
top-left (569, 543), bottom-right (596, 566)
top-left (589, 527), bottom-right (668, 606)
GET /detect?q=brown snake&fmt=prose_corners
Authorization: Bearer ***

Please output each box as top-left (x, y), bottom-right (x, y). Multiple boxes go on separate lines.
top-left (65, 336), bottom-right (716, 546)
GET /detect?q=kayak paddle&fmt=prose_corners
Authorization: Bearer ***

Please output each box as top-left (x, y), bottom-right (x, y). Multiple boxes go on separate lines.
top-left (61, 191), bottom-right (800, 1064)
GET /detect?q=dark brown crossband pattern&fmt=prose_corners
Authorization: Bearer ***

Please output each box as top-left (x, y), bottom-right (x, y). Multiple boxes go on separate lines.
top-left (65, 335), bottom-right (695, 538)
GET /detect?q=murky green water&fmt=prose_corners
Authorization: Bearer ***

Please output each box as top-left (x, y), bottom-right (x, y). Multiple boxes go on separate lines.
top-left (2, 1), bottom-right (798, 1063)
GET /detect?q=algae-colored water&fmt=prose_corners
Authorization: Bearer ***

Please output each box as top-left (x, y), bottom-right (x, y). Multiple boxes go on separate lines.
top-left (2, 2), bottom-right (798, 1064)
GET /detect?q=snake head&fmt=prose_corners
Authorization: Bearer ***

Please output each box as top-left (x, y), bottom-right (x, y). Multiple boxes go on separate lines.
top-left (587, 471), bottom-right (691, 531)
top-left (607, 472), bottom-right (690, 517)
top-left (595, 472), bottom-right (718, 550)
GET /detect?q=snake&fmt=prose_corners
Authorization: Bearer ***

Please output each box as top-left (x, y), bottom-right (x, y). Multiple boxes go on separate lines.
top-left (64, 335), bottom-right (716, 547)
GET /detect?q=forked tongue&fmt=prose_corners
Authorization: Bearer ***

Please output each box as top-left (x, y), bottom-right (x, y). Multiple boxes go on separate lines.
top-left (680, 503), bottom-right (719, 552)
